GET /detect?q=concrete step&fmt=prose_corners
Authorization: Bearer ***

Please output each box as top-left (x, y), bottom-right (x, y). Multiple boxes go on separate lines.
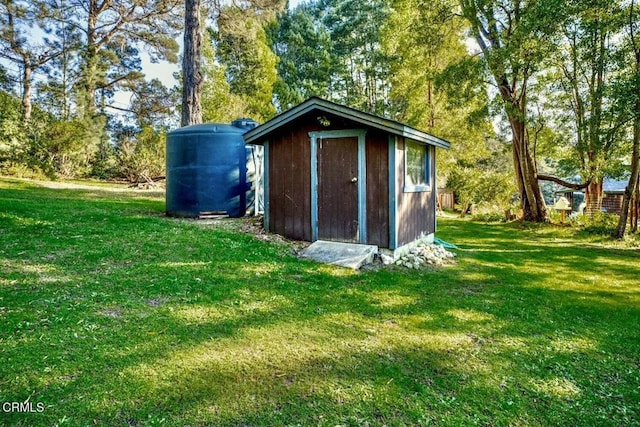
top-left (301, 240), bottom-right (378, 270)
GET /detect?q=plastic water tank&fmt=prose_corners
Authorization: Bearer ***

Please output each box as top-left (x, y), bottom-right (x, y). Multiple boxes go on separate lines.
top-left (166, 121), bottom-right (257, 218)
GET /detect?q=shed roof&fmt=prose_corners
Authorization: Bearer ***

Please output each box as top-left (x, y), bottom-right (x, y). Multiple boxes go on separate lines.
top-left (243, 97), bottom-right (451, 149)
top-left (602, 178), bottom-right (627, 194)
top-left (554, 177), bottom-right (629, 195)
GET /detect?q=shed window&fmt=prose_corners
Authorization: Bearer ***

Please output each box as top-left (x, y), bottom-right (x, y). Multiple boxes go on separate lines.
top-left (404, 140), bottom-right (431, 192)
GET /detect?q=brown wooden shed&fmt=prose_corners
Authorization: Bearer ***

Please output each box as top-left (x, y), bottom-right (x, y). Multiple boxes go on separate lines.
top-left (243, 97), bottom-right (450, 254)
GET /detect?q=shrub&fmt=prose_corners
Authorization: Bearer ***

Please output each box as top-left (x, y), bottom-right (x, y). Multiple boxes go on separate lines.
top-left (115, 126), bottom-right (166, 183)
top-left (571, 211), bottom-right (620, 235)
top-left (470, 202), bottom-right (508, 222)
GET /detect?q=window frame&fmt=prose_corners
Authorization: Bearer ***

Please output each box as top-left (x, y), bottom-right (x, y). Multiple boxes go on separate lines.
top-left (403, 139), bottom-right (431, 193)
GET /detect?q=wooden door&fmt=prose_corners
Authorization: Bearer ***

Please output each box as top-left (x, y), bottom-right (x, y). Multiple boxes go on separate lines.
top-left (317, 136), bottom-right (359, 242)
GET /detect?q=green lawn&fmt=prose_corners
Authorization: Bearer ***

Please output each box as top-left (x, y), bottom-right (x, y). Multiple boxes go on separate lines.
top-left (1, 177), bottom-right (639, 426)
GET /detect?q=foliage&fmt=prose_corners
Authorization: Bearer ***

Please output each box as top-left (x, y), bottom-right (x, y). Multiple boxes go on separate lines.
top-left (446, 137), bottom-right (517, 213)
top-left (1, 178), bottom-right (639, 425)
top-left (460, 0), bottom-right (566, 222)
top-left (470, 209), bottom-right (507, 223)
top-left (268, 3), bottom-right (333, 110)
top-left (570, 211), bottom-right (621, 235)
top-left (201, 30), bottom-right (248, 123)
top-left (0, 90), bottom-right (24, 164)
top-left (448, 166), bottom-right (516, 214)
top-left (114, 126), bottom-right (166, 183)
top-left (0, 89), bottom-right (96, 178)
top-left (212, 2), bottom-right (285, 121)
top-left (126, 79), bottom-right (179, 129)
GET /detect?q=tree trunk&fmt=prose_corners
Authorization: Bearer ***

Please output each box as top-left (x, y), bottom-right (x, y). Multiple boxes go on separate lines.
top-left (617, 0), bottom-right (640, 237)
top-left (585, 178), bottom-right (604, 216)
top-left (502, 89), bottom-right (547, 222)
top-left (82, 1), bottom-right (100, 118)
top-left (21, 58), bottom-right (32, 122)
top-left (181, 0), bottom-right (203, 127)
top-left (615, 106), bottom-right (640, 238)
top-left (633, 180), bottom-right (639, 233)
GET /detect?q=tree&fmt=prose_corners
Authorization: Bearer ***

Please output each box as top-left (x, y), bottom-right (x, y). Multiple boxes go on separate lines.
top-left (541, 0), bottom-right (628, 215)
top-left (268, 2), bottom-right (332, 111)
top-left (460, 0), bottom-right (563, 221)
top-left (383, 0), bottom-right (506, 209)
top-left (0, 0), bottom-right (65, 122)
top-left (213, 1), bottom-right (285, 121)
top-left (34, 1), bottom-right (81, 121)
top-left (201, 28), bottom-right (247, 122)
top-left (383, 0), bottom-right (462, 127)
top-left (183, 0), bottom-right (285, 125)
top-left (615, 0), bottom-right (640, 238)
top-left (319, 0), bottom-right (393, 115)
top-left (59, 0), bottom-right (181, 119)
top-left (122, 78), bottom-right (179, 128)
top-left (214, 9), bottom-right (276, 120)
top-left (182, 0), bottom-right (202, 126)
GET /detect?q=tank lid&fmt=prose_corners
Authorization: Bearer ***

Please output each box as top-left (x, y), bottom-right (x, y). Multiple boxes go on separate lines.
top-left (168, 123), bottom-right (246, 136)
top-left (231, 118), bottom-right (259, 131)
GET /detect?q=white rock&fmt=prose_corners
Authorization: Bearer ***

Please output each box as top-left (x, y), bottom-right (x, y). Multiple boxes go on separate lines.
top-left (381, 254), bottom-right (394, 265)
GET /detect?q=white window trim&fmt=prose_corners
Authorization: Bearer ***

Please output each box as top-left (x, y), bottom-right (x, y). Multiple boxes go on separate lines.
top-left (403, 140), bottom-right (431, 193)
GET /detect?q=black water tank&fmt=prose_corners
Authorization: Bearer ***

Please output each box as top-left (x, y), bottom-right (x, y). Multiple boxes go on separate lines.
top-left (166, 121), bottom-right (257, 218)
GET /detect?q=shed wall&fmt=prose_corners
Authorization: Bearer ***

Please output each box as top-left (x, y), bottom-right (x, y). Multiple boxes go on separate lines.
top-left (395, 137), bottom-right (436, 247)
top-left (267, 118), bottom-right (315, 241)
top-left (265, 112), bottom-right (435, 249)
top-left (602, 194), bottom-right (623, 215)
top-left (365, 130), bottom-right (390, 247)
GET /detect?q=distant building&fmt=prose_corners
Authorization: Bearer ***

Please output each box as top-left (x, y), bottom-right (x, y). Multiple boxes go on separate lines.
top-left (555, 178), bottom-right (627, 215)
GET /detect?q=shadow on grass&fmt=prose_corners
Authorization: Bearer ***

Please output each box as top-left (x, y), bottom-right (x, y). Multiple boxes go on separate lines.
top-left (1, 180), bottom-right (639, 426)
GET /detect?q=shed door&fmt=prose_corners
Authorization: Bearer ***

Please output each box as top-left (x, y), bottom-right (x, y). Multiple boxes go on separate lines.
top-left (317, 136), bottom-right (359, 242)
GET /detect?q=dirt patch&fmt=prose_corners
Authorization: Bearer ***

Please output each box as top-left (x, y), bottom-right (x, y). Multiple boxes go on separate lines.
top-left (99, 307), bottom-right (123, 318)
top-left (191, 215), bottom-right (311, 255)
top-left (145, 297), bottom-right (168, 308)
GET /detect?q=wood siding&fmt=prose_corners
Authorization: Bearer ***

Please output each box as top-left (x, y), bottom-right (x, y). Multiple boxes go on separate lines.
top-left (365, 131), bottom-right (390, 247)
top-left (395, 137), bottom-right (436, 247)
top-left (264, 112), bottom-right (434, 249)
top-left (602, 194), bottom-right (623, 215)
top-left (267, 118), bottom-right (315, 241)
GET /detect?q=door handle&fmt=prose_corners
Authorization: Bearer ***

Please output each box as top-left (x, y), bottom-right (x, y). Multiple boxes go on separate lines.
top-left (351, 177), bottom-right (358, 183)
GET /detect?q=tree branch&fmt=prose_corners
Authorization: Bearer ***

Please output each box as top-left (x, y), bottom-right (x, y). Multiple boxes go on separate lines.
top-left (104, 104), bottom-right (135, 113)
top-left (537, 174), bottom-right (590, 190)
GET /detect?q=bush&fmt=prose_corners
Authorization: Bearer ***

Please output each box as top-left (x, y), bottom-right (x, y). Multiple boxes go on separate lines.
top-left (115, 126), bottom-right (166, 183)
top-left (570, 211), bottom-right (620, 235)
top-left (447, 166), bottom-right (516, 217)
top-left (470, 202), bottom-right (508, 222)
top-left (547, 209), bottom-right (574, 225)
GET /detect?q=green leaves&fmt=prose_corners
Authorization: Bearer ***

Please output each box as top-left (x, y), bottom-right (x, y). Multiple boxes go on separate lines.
top-left (208, 1), bottom-right (285, 121)
top-left (268, 3), bottom-right (333, 110)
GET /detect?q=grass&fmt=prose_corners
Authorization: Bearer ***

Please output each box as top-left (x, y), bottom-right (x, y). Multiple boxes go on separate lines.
top-left (0, 177), bottom-right (639, 426)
